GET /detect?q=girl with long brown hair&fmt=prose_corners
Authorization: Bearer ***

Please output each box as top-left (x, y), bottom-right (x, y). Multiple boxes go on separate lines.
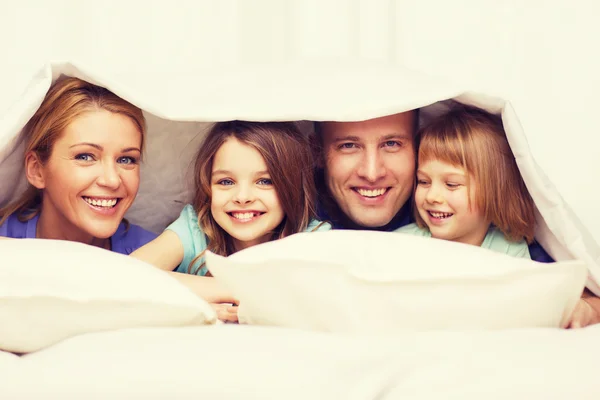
top-left (131, 121), bottom-right (329, 304)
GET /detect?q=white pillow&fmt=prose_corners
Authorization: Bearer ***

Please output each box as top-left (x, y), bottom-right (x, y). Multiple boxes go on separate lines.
top-left (0, 239), bottom-right (216, 353)
top-left (206, 230), bottom-right (588, 332)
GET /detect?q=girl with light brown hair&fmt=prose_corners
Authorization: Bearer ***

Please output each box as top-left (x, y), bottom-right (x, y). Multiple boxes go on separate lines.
top-left (396, 104), bottom-right (535, 258)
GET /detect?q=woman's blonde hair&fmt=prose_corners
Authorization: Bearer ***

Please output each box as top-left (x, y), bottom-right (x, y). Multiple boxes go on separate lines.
top-left (0, 76), bottom-right (146, 226)
top-left (415, 104), bottom-right (535, 243)
top-left (189, 121), bottom-right (317, 273)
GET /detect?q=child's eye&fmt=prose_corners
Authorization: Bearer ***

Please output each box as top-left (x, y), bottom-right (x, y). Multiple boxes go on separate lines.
top-left (217, 179), bottom-right (234, 186)
top-left (417, 179), bottom-right (430, 186)
top-left (117, 156), bottom-right (138, 165)
top-left (446, 182), bottom-right (461, 189)
top-left (257, 178), bottom-right (273, 185)
top-left (74, 153), bottom-right (95, 162)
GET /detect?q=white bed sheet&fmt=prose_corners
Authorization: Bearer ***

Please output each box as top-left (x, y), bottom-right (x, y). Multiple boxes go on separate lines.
top-left (2, 324), bottom-right (598, 399)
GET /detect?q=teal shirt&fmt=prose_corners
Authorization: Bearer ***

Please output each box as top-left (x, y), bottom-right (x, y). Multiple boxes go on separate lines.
top-left (395, 223), bottom-right (531, 259)
top-left (167, 204), bottom-right (331, 275)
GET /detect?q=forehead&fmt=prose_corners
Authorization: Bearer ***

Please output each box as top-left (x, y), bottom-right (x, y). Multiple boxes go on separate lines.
top-left (321, 112), bottom-right (415, 141)
top-left (418, 159), bottom-right (466, 176)
top-left (58, 109), bottom-right (141, 146)
top-left (213, 137), bottom-right (267, 170)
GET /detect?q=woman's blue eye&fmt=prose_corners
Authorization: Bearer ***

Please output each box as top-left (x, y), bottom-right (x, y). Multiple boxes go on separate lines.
top-left (117, 156), bottom-right (137, 165)
top-left (218, 179), bottom-right (234, 186)
top-left (257, 178), bottom-right (273, 185)
top-left (75, 153), bottom-right (94, 161)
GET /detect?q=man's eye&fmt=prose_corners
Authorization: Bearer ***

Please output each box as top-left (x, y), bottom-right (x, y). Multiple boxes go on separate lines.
top-left (338, 143), bottom-right (357, 149)
top-left (384, 140), bottom-right (401, 147)
top-left (75, 153), bottom-right (94, 162)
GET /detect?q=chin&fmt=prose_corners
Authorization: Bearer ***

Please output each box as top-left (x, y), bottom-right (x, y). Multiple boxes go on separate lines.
top-left (86, 223), bottom-right (122, 239)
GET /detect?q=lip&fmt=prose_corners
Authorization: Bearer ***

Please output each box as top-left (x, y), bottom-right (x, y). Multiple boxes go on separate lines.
top-left (351, 187), bottom-right (390, 205)
top-left (81, 196), bottom-right (121, 217)
top-left (227, 210), bottom-right (265, 224)
top-left (424, 210), bottom-right (453, 226)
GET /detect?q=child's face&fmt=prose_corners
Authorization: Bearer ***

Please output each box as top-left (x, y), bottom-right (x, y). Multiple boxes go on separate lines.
top-left (414, 159), bottom-right (490, 246)
top-left (210, 137), bottom-right (285, 251)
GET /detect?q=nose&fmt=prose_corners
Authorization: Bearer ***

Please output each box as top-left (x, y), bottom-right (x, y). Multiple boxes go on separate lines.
top-left (425, 182), bottom-right (444, 204)
top-left (356, 148), bottom-right (386, 182)
top-left (96, 162), bottom-right (121, 190)
top-left (233, 182), bottom-right (255, 205)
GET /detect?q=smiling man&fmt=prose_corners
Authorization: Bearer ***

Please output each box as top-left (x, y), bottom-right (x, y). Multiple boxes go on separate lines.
top-left (314, 111), bottom-right (417, 230)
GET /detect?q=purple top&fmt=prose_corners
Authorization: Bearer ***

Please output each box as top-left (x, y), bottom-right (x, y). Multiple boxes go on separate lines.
top-left (0, 213), bottom-right (157, 255)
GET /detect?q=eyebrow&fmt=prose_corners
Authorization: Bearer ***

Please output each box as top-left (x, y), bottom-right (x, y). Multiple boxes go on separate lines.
top-left (212, 169), bottom-right (270, 176)
top-left (69, 143), bottom-right (141, 153)
top-left (333, 135), bottom-right (361, 143)
top-left (333, 133), bottom-right (411, 143)
top-left (417, 170), bottom-right (466, 179)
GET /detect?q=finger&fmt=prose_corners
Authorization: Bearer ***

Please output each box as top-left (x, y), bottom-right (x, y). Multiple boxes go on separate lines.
top-left (215, 307), bottom-right (238, 322)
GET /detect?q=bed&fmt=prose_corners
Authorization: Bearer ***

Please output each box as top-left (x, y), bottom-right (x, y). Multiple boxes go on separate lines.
top-left (1, 59), bottom-right (599, 398)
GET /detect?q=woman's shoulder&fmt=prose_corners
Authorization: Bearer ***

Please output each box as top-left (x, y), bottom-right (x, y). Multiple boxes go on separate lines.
top-left (112, 222), bottom-right (159, 255)
top-left (0, 213), bottom-right (37, 238)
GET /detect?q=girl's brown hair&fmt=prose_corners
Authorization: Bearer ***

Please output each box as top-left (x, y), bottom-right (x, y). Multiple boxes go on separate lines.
top-left (415, 104), bottom-right (535, 243)
top-left (189, 121), bottom-right (318, 273)
top-left (0, 76), bottom-right (146, 226)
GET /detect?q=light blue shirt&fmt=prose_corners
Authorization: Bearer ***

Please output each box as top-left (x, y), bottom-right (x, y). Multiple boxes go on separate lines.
top-left (167, 204), bottom-right (331, 275)
top-left (395, 223), bottom-right (531, 259)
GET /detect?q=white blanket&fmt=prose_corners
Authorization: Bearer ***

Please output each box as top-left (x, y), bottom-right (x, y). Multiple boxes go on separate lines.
top-left (0, 60), bottom-right (598, 294)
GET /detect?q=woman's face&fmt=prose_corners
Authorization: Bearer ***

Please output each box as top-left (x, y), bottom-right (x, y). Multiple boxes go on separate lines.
top-left (30, 109), bottom-right (142, 241)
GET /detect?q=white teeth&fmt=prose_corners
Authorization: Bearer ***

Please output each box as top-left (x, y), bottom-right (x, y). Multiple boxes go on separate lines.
top-left (232, 212), bottom-right (257, 220)
top-left (84, 197), bottom-right (117, 208)
top-left (429, 211), bottom-right (452, 218)
top-left (357, 188), bottom-right (386, 197)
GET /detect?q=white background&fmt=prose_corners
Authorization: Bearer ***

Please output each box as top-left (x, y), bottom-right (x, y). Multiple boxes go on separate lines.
top-left (1, 0), bottom-right (599, 240)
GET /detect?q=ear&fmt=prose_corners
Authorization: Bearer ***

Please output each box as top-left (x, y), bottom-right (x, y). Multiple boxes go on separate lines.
top-left (309, 134), bottom-right (325, 169)
top-left (25, 151), bottom-right (46, 189)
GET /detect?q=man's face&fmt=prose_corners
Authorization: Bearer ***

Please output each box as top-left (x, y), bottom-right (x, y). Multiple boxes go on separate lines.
top-left (321, 112), bottom-right (416, 228)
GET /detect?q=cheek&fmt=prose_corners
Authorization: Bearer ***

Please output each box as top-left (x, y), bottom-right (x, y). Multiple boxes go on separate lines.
top-left (121, 168), bottom-right (141, 192)
top-left (449, 191), bottom-right (471, 211)
top-left (325, 153), bottom-right (354, 180)
top-left (210, 188), bottom-right (228, 208)
top-left (264, 190), bottom-right (283, 211)
top-left (414, 186), bottom-right (425, 204)
top-left (388, 153), bottom-right (415, 177)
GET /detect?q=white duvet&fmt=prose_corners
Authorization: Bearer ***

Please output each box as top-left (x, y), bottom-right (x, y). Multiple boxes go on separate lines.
top-left (2, 324), bottom-right (599, 399)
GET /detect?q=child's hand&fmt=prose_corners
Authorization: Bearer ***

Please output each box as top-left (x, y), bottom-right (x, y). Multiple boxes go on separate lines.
top-left (211, 303), bottom-right (239, 323)
top-left (565, 298), bottom-right (599, 329)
